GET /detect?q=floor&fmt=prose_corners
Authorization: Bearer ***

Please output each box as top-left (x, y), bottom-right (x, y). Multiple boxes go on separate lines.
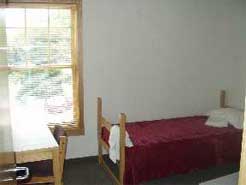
top-left (63, 156), bottom-right (239, 185)
top-left (199, 172), bottom-right (238, 185)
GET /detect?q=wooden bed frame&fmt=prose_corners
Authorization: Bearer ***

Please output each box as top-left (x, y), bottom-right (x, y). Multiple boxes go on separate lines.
top-left (97, 90), bottom-right (227, 185)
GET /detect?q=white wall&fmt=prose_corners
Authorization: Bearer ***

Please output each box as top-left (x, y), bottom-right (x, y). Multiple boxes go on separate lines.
top-left (67, 0), bottom-right (246, 159)
top-left (237, 0), bottom-right (246, 102)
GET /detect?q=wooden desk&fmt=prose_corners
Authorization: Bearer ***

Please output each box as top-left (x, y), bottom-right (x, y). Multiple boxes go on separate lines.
top-left (12, 118), bottom-right (61, 185)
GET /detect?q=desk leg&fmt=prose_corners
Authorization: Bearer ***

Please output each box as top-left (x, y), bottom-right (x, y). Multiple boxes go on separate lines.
top-left (53, 149), bottom-right (61, 185)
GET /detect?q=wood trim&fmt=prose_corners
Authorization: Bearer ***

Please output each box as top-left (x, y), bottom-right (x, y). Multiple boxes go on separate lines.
top-left (71, 1), bottom-right (84, 135)
top-left (25, 176), bottom-right (55, 184)
top-left (0, 65), bottom-right (73, 71)
top-left (21, 136), bottom-right (67, 185)
top-left (18, 147), bottom-right (60, 185)
top-left (97, 97), bottom-right (103, 165)
top-left (239, 98), bottom-right (246, 185)
top-left (59, 136), bottom-right (67, 177)
top-left (119, 113), bottom-right (126, 185)
top-left (100, 138), bottom-right (109, 152)
top-left (97, 97), bottom-right (125, 185)
top-left (0, 152), bottom-right (15, 166)
top-left (76, 0), bottom-right (84, 135)
top-left (52, 149), bottom-right (62, 185)
top-left (97, 97), bottom-right (119, 184)
top-left (0, 2), bottom-right (77, 8)
top-left (102, 117), bottom-right (113, 131)
top-left (101, 159), bottom-right (120, 185)
top-left (49, 124), bottom-right (83, 136)
top-left (3, 0), bottom-right (80, 4)
top-left (15, 148), bottom-right (55, 164)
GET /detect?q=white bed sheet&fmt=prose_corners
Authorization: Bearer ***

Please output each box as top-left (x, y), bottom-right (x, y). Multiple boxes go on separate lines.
top-left (108, 125), bottom-right (134, 163)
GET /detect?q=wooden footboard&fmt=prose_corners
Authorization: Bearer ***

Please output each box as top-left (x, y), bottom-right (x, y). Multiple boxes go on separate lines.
top-left (97, 97), bottom-right (126, 185)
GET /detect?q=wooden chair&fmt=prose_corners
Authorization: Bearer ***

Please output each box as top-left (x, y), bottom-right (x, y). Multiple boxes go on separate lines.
top-left (17, 126), bottom-right (68, 185)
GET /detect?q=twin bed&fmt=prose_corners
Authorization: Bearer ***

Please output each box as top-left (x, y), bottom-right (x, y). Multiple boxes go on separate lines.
top-left (97, 91), bottom-right (243, 185)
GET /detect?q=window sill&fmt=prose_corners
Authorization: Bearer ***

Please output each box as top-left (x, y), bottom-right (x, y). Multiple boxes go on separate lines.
top-left (48, 124), bottom-right (84, 136)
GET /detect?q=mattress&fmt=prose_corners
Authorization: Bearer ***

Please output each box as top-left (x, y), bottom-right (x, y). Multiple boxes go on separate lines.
top-left (101, 116), bottom-right (242, 185)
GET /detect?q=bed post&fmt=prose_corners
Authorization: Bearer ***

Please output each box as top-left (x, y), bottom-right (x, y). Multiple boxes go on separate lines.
top-left (97, 97), bottom-right (103, 165)
top-left (220, 90), bottom-right (226, 108)
top-left (119, 113), bottom-right (126, 185)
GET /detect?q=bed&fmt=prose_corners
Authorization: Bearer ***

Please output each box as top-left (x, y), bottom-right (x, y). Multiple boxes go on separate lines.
top-left (97, 91), bottom-right (243, 185)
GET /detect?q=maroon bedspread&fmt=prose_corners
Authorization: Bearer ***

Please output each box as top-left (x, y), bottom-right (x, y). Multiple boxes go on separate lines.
top-left (102, 116), bottom-right (242, 185)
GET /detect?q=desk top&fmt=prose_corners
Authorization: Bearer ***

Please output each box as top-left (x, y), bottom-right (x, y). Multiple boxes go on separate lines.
top-left (12, 117), bottom-right (58, 153)
top-left (199, 173), bottom-right (238, 185)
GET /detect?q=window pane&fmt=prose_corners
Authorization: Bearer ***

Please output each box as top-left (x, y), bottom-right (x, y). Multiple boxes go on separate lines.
top-left (50, 47), bottom-right (72, 64)
top-left (26, 28), bottom-right (48, 65)
top-left (50, 28), bottom-right (71, 46)
top-left (0, 28), bottom-right (7, 48)
top-left (26, 28), bottom-right (48, 45)
top-left (8, 69), bottom-right (75, 125)
top-left (26, 9), bottom-right (48, 28)
top-left (7, 48), bottom-right (26, 66)
top-left (5, 9), bottom-right (25, 28)
top-left (6, 28), bottom-right (25, 66)
top-left (6, 28), bottom-right (25, 48)
top-left (1, 8), bottom-right (73, 66)
top-left (0, 6), bottom-right (79, 129)
top-left (50, 9), bottom-right (71, 28)
top-left (26, 46), bottom-right (48, 65)
top-left (50, 28), bottom-right (71, 64)
top-left (0, 27), bottom-right (7, 65)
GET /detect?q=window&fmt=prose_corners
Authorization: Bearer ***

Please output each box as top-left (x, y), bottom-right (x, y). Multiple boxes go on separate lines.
top-left (0, 2), bottom-right (83, 135)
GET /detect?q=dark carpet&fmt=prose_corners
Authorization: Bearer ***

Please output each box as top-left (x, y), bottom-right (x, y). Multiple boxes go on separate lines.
top-left (63, 156), bottom-right (239, 185)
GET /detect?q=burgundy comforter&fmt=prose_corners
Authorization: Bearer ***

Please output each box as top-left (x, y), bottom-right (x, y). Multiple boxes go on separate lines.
top-left (102, 116), bottom-right (242, 185)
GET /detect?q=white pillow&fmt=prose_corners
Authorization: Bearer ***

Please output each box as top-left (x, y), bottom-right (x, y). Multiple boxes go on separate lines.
top-left (205, 116), bottom-right (228, 128)
top-left (206, 108), bottom-right (244, 129)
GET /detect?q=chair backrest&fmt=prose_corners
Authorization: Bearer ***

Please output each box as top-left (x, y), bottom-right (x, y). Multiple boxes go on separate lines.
top-left (53, 125), bottom-right (66, 143)
top-left (53, 126), bottom-right (67, 177)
